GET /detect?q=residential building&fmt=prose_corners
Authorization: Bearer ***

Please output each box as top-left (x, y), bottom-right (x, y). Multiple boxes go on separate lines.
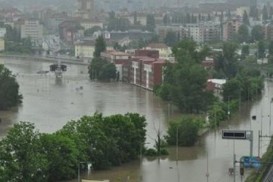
top-left (59, 20), bottom-right (84, 44)
top-left (21, 19), bottom-right (43, 42)
top-left (76, 0), bottom-right (95, 19)
top-left (187, 24), bottom-right (203, 43)
top-left (74, 39), bottom-right (114, 60)
top-left (223, 18), bottom-right (241, 41)
top-left (79, 19), bottom-right (103, 30)
top-left (264, 23), bottom-right (273, 41)
top-left (201, 22), bottom-right (221, 43)
top-left (207, 79), bottom-right (226, 95)
top-left (129, 56), bottom-right (166, 90)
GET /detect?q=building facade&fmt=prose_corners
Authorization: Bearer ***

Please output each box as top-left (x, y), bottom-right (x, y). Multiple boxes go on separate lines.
top-left (21, 19), bottom-right (43, 42)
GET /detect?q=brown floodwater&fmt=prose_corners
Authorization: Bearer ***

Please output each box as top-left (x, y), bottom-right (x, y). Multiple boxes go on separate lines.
top-left (1, 58), bottom-right (273, 182)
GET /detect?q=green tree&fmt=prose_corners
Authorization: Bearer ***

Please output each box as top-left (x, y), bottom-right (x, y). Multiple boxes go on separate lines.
top-left (98, 62), bottom-right (117, 81)
top-left (222, 42), bottom-right (239, 78)
top-left (146, 14), bottom-right (155, 32)
top-left (237, 24), bottom-right (249, 43)
top-left (241, 45), bottom-right (250, 60)
top-left (208, 100), bottom-right (227, 128)
top-left (222, 78), bottom-right (241, 102)
top-left (157, 40), bottom-right (214, 113)
top-left (251, 25), bottom-right (264, 42)
top-left (257, 41), bottom-right (265, 59)
top-left (262, 5), bottom-right (269, 21)
top-left (59, 113), bottom-right (147, 169)
top-left (84, 26), bottom-right (102, 36)
top-left (88, 57), bottom-right (116, 81)
top-left (93, 35), bottom-right (106, 58)
top-left (242, 10), bottom-right (250, 25)
top-left (0, 122), bottom-right (47, 182)
top-left (39, 133), bottom-right (79, 181)
top-left (268, 41), bottom-right (273, 56)
top-left (165, 116), bottom-right (203, 146)
top-left (0, 64), bottom-right (22, 110)
top-left (164, 31), bottom-right (178, 47)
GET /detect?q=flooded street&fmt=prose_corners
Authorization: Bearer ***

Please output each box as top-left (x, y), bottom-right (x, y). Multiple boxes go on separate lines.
top-left (1, 58), bottom-right (273, 182)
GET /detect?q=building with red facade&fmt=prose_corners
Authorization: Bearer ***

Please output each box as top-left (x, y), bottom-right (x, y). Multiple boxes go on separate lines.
top-left (101, 49), bottom-right (166, 91)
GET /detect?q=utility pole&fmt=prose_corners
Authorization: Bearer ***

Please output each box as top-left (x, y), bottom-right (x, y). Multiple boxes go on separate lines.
top-left (233, 154), bottom-right (236, 182)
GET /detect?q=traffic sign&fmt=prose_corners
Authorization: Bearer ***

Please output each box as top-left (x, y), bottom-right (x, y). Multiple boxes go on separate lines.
top-left (222, 130), bottom-right (246, 140)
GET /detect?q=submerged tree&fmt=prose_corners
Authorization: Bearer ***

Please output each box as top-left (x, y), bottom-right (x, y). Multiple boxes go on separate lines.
top-left (0, 64), bottom-right (22, 110)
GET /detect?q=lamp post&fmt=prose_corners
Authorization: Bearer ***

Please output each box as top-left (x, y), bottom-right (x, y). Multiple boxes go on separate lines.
top-left (227, 96), bottom-right (231, 120)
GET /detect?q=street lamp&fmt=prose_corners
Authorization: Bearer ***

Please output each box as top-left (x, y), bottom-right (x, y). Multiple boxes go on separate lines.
top-left (78, 162), bottom-right (92, 182)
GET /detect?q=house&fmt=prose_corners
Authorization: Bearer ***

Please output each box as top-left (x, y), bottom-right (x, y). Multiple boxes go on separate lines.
top-left (74, 39), bottom-right (114, 61)
top-left (79, 19), bottom-right (103, 30)
top-left (128, 55), bottom-right (166, 90)
top-left (207, 79), bottom-right (226, 95)
top-left (202, 57), bottom-right (215, 70)
top-left (59, 20), bottom-right (84, 44)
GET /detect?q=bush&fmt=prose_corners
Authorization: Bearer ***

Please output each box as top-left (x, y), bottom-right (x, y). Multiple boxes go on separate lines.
top-left (165, 116), bottom-right (203, 147)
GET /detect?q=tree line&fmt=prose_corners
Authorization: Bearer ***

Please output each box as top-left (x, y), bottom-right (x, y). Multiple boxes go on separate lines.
top-left (0, 113), bottom-right (147, 181)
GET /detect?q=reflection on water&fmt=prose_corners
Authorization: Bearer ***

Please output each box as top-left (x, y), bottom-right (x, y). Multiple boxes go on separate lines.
top-left (1, 58), bottom-right (273, 182)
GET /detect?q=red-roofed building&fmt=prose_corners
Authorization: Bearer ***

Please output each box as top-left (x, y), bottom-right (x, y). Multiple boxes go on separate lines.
top-left (129, 56), bottom-right (166, 90)
top-left (101, 49), bottom-right (168, 90)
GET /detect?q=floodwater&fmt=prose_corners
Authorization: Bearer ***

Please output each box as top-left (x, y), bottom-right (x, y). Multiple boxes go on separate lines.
top-left (0, 58), bottom-right (273, 182)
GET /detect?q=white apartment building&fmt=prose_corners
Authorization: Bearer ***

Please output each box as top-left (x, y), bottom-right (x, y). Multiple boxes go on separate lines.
top-left (21, 20), bottom-right (43, 42)
top-left (186, 22), bottom-right (221, 43)
top-left (187, 24), bottom-right (203, 43)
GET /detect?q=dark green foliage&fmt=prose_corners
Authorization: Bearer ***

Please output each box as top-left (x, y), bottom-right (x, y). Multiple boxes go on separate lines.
top-left (262, 5), bottom-right (269, 21)
top-left (164, 31), bottom-right (178, 47)
top-left (208, 100), bottom-right (228, 128)
top-left (257, 41), bottom-right (265, 59)
top-left (166, 116), bottom-right (203, 146)
top-left (241, 45), bottom-right (249, 60)
top-left (146, 14), bottom-right (155, 32)
top-left (242, 10), bottom-right (250, 25)
top-left (93, 35), bottom-right (106, 58)
top-left (269, 41), bottom-right (273, 56)
top-left (222, 68), bottom-right (263, 102)
top-left (237, 24), bottom-right (249, 43)
top-left (39, 134), bottom-right (79, 181)
top-left (0, 122), bottom-right (47, 182)
top-left (59, 113), bottom-right (147, 169)
top-left (157, 40), bottom-right (214, 113)
top-left (215, 42), bottom-right (238, 78)
top-left (251, 25), bottom-right (264, 42)
top-left (84, 26), bottom-right (102, 36)
top-left (0, 113), bottom-right (147, 181)
top-left (0, 64), bottom-right (22, 110)
top-left (88, 57), bottom-right (116, 81)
